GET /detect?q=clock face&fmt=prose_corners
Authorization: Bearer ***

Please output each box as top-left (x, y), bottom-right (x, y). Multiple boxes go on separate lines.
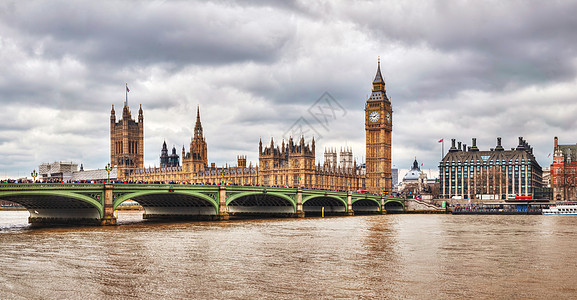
top-left (386, 112), bottom-right (391, 123)
top-left (369, 111), bottom-right (380, 122)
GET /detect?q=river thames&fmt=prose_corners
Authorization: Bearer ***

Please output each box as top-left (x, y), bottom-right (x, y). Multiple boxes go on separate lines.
top-left (1, 211), bottom-right (576, 299)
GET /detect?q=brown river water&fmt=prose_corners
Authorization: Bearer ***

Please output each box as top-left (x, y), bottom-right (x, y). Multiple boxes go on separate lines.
top-left (1, 211), bottom-right (576, 299)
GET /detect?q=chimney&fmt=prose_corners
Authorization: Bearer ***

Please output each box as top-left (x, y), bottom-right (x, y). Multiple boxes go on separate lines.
top-left (470, 138), bottom-right (479, 151)
top-left (449, 139), bottom-right (458, 152)
top-left (555, 136), bottom-right (558, 149)
top-left (495, 137), bottom-right (504, 151)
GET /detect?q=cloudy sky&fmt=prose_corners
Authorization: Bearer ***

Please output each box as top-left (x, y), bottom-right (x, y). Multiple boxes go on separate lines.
top-left (1, 0), bottom-right (576, 179)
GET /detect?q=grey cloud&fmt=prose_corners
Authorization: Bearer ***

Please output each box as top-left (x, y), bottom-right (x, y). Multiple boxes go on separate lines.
top-left (4, 1), bottom-right (296, 67)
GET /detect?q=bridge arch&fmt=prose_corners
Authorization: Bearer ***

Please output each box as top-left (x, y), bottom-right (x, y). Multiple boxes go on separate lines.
top-left (113, 190), bottom-right (219, 215)
top-left (384, 200), bottom-right (405, 213)
top-left (351, 197), bottom-right (382, 213)
top-left (226, 191), bottom-right (296, 215)
top-left (302, 194), bottom-right (347, 214)
top-left (0, 190), bottom-right (104, 218)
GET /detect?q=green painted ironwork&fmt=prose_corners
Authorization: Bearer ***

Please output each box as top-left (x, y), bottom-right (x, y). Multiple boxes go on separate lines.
top-left (0, 183), bottom-right (404, 219)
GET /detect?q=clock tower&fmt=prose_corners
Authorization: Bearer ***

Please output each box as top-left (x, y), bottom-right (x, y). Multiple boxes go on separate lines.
top-left (365, 59), bottom-right (392, 194)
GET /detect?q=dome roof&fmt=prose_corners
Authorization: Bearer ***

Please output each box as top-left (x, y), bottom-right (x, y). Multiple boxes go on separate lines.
top-left (402, 158), bottom-right (423, 181)
top-left (403, 170), bottom-right (421, 181)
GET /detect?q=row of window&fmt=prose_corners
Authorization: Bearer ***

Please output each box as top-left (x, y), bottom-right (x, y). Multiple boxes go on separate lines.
top-left (442, 159), bottom-right (528, 165)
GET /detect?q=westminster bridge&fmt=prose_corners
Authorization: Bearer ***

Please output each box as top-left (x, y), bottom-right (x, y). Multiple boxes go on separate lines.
top-left (0, 183), bottom-right (405, 225)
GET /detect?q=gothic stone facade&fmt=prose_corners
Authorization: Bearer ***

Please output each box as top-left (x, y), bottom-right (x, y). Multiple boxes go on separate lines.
top-left (123, 62), bottom-right (391, 192)
top-left (439, 137), bottom-right (543, 200)
top-left (110, 103), bottom-right (144, 179)
top-left (365, 59), bottom-right (393, 194)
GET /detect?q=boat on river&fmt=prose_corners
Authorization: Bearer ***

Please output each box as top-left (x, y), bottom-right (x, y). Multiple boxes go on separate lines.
top-left (543, 203), bottom-right (577, 215)
top-left (451, 201), bottom-right (548, 215)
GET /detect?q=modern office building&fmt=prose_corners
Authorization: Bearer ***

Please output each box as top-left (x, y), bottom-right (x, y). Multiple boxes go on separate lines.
top-left (439, 137), bottom-right (543, 200)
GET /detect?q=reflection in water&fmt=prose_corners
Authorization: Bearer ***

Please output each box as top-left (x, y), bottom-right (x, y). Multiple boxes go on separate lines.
top-left (1, 211), bottom-right (577, 299)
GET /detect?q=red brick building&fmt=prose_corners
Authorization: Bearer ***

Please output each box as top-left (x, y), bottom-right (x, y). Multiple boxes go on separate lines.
top-left (551, 137), bottom-right (577, 201)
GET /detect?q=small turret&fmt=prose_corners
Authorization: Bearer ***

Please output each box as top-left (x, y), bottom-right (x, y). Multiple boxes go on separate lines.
top-left (110, 105), bottom-right (116, 123)
top-left (259, 138), bottom-right (263, 154)
top-left (312, 136), bottom-right (316, 153)
top-left (138, 104), bottom-right (143, 123)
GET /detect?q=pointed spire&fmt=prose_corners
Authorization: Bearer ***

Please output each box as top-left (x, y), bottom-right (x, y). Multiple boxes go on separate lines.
top-left (373, 56), bottom-right (384, 85)
top-left (370, 57), bottom-right (387, 99)
top-left (194, 106), bottom-right (203, 139)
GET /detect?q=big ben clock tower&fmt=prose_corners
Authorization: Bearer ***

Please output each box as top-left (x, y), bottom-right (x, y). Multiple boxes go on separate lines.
top-left (365, 59), bottom-right (392, 194)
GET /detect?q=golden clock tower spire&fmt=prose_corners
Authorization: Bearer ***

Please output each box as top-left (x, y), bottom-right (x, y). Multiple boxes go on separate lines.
top-left (365, 58), bottom-right (393, 194)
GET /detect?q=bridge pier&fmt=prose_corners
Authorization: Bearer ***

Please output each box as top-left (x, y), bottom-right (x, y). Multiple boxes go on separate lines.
top-left (346, 191), bottom-right (354, 216)
top-left (295, 188), bottom-right (305, 218)
top-left (217, 185), bottom-right (229, 220)
top-left (380, 195), bottom-right (387, 215)
top-left (100, 184), bottom-right (117, 225)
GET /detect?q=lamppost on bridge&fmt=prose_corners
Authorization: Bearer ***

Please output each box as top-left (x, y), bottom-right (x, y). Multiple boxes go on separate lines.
top-left (105, 163), bottom-right (112, 183)
top-left (298, 176), bottom-right (301, 189)
top-left (30, 169), bottom-right (38, 183)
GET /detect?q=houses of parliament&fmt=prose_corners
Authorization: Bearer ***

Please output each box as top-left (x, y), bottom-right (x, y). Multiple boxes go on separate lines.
top-left (111, 61), bottom-right (393, 194)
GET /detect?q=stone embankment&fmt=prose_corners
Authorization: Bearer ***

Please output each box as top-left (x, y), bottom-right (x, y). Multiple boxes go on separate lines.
top-left (404, 199), bottom-right (448, 214)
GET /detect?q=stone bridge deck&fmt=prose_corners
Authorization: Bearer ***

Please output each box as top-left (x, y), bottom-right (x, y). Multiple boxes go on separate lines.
top-left (0, 183), bottom-right (404, 225)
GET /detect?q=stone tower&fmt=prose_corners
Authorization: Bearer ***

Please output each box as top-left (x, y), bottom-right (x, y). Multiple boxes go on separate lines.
top-left (182, 106), bottom-right (208, 175)
top-left (160, 140), bottom-right (169, 168)
top-left (324, 147), bottom-right (338, 168)
top-left (340, 147), bottom-right (353, 169)
top-left (365, 59), bottom-right (393, 194)
top-left (110, 102), bottom-right (144, 180)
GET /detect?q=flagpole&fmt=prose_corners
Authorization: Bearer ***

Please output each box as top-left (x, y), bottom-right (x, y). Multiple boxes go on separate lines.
top-left (125, 83), bottom-right (128, 106)
top-left (442, 139), bottom-right (444, 160)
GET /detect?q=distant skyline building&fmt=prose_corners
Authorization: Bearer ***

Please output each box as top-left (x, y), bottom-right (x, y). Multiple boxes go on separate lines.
top-left (39, 161), bottom-right (117, 182)
top-left (439, 137), bottom-right (543, 200)
top-left (398, 158), bottom-right (428, 196)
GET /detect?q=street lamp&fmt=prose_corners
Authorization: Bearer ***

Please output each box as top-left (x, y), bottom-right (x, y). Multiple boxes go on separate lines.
top-left (31, 169), bottom-right (38, 183)
top-left (105, 163), bottom-right (112, 183)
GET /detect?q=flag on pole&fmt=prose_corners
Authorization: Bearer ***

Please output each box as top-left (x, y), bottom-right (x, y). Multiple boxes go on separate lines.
top-left (438, 139), bottom-right (443, 143)
top-left (126, 85), bottom-right (130, 93)
top-left (548, 153), bottom-right (551, 157)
